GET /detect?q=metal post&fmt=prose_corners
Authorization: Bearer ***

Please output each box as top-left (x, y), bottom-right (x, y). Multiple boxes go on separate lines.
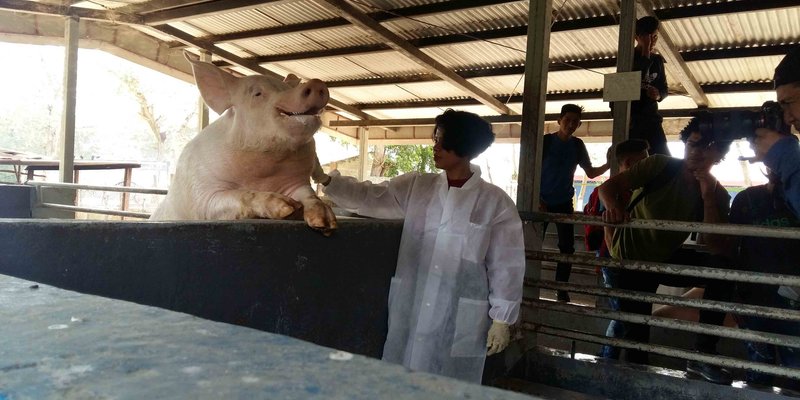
top-left (58, 16), bottom-right (79, 184)
top-left (610, 0), bottom-right (635, 175)
top-left (198, 50), bottom-right (211, 130)
top-left (517, 0), bottom-right (552, 358)
top-left (358, 126), bottom-right (370, 180)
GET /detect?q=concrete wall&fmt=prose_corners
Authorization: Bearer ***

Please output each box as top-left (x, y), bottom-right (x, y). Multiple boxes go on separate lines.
top-left (0, 219), bottom-right (402, 358)
top-left (0, 184), bottom-right (33, 218)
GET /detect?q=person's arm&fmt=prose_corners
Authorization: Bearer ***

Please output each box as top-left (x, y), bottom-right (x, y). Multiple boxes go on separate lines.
top-left (312, 156), bottom-right (413, 219)
top-left (577, 139), bottom-right (610, 179)
top-left (485, 201), bottom-right (525, 325)
top-left (693, 170), bottom-right (730, 254)
top-left (653, 56), bottom-right (668, 102)
top-left (598, 172), bottom-right (634, 224)
top-left (759, 132), bottom-right (800, 216)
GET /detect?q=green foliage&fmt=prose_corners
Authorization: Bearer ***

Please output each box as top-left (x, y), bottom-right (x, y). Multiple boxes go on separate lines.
top-left (383, 145), bottom-right (436, 177)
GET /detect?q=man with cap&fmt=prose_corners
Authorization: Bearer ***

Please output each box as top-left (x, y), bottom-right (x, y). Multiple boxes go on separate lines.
top-left (752, 46), bottom-right (800, 215)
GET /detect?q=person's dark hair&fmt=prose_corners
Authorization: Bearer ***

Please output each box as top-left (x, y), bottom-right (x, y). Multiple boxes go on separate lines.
top-left (434, 109), bottom-right (494, 159)
top-left (560, 103), bottom-right (583, 119)
top-left (635, 16), bottom-right (659, 36)
top-left (774, 45), bottom-right (800, 89)
top-left (615, 138), bottom-right (649, 164)
top-left (679, 112), bottom-right (733, 156)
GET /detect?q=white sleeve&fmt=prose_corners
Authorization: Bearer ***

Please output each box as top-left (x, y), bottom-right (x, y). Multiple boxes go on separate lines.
top-left (486, 199), bottom-right (525, 324)
top-left (322, 170), bottom-right (417, 219)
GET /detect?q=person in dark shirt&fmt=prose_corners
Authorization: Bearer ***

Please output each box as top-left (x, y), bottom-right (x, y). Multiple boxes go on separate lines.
top-left (728, 171), bottom-right (800, 388)
top-left (540, 104), bottom-right (609, 302)
top-left (630, 16), bottom-right (670, 156)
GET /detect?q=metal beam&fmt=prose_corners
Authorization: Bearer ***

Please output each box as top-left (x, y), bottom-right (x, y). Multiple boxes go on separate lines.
top-left (142, 0), bottom-right (284, 25)
top-left (153, 24), bottom-right (373, 120)
top-left (0, 0), bottom-right (142, 23)
top-left (350, 81), bottom-right (770, 110)
top-left (115, 0), bottom-right (213, 15)
top-left (316, 0), bottom-right (513, 115)
top-left (327, 107), bottom-right (757, 127)
top-left (637, 0), bottom-right (708, 107)
top-left (203, 0), bottom-right (521, 45)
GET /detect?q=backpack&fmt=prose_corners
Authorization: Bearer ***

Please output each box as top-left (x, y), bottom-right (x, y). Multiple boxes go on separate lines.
top-left (583, 188), bottom-right (604, 251)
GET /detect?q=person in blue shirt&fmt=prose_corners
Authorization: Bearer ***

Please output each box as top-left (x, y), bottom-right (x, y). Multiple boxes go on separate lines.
top-left (753, 45), bottom-right (800, 216)
top-left (540, 104), bottom-right (609, 302)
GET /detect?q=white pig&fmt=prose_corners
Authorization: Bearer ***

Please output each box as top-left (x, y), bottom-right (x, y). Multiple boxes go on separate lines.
top-left (150, 52), bottom-right (337, 235)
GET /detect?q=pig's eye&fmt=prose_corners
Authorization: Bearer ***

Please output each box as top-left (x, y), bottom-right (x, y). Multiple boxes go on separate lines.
top-left (254, 92), bottom-right (262, 97)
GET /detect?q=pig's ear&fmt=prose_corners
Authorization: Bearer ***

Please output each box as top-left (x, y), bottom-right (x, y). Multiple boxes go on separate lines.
top-left (184, 51), bottom-right (236, 114)
top-left (283, 73), bottom-right (301, 88)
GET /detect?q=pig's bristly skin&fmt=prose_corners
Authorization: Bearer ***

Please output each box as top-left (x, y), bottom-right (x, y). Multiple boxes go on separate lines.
top-left (151, 54), bottom-right (338, 234)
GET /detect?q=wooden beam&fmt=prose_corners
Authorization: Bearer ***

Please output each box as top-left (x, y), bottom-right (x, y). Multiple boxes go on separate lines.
top-left (637, 0), bottom-right (708, 107)
top-left (316, 0), bottom-right (514, 115)
top-left (611, 0), bottom-right (635, 157)
top-left (59, 15), bottom-right (79, 184)
top-left (154, 24), bottom-right (373, 120)
top-left (0, 0), bottom-right (142, 23)
top-left (143, 0), bottom-right (284, 25)
top-left (517, 0), bottom-right (551, 213)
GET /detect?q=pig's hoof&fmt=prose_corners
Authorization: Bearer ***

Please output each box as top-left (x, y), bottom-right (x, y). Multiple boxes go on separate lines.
top-left (251, 192), bottom-right (302, 219)
top-left (304, 201), bottom-right (338, 235)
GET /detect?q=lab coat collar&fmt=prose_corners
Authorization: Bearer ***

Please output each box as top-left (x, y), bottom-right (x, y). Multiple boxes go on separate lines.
top-left (437, 164), bottom-right (482, 202)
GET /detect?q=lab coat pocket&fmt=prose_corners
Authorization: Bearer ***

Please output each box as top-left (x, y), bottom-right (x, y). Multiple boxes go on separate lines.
top-left (451, 297), bottom-right (491, 357)
top-left (463, 223), bottom-right (490, 263)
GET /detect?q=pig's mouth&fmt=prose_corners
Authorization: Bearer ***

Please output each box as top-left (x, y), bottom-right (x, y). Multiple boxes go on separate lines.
top-left (276, 107), bottom-right (322, 117)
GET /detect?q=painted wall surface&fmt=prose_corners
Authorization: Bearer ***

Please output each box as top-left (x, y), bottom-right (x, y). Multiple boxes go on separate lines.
top-left (0, 184), bottom-right (32, 217)
top-left (0, 219), bottom-right (403, 358)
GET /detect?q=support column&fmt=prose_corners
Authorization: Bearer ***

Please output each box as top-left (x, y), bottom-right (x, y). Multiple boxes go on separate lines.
top-left (610, 0), bottom-right (636, 175)
top-left (358, 127), bottom-right (370, 181)
top-left (58, 16), bottom-right (79, 184)
top-left (197, 50), bottom-right (211, 130)
top-left (516, 0), bottom-right (552, 365)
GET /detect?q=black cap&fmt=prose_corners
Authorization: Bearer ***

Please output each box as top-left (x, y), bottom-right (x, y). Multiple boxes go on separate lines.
top-left (774, 46), bottom-right (800, 89)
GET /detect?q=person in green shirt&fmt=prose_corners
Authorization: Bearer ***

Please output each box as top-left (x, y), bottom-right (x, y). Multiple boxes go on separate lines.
top-left (598, 114), bottom-right (734, 385)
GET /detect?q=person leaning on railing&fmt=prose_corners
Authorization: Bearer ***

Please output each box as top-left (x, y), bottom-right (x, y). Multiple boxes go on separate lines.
top-left (598, 114), bottom-right (735, 385)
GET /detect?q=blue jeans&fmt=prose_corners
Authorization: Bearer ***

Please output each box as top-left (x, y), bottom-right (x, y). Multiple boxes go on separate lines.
top-left (599, 266), bottom-right (625, 359)
top-left (737, 293), bottom-right (800, 386)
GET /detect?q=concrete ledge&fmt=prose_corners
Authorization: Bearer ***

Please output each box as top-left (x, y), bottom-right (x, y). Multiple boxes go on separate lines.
top-left (0, 274), bottom-right (538, 399)
top-left (0, 219), bottom-right (403, 357)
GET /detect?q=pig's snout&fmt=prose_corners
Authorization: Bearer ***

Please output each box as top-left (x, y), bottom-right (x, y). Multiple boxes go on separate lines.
top-left (298, 79), bottom-right (329, 114)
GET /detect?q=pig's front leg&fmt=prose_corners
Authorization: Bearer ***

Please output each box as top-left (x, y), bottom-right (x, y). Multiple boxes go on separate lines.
top-left (206, 189), bottom-right (302, 220)
top-left (293, 186), bottom-right (337, 236)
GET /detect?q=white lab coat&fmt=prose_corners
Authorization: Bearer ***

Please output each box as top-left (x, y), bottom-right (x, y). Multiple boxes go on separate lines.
top-left (323, 165), bottom-right (525, 383)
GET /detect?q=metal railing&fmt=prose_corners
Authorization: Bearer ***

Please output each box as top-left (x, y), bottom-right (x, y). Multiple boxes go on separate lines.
top-left (524, 211), bottom-right (800, 383)
top-left (28, 181), bottom-right (166, 219)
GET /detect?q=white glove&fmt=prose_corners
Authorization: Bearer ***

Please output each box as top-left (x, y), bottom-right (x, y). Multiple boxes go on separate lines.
top-left (311, 155), bottom-right (331, 185)
top-left (486, 320), bottom-right (510, 355)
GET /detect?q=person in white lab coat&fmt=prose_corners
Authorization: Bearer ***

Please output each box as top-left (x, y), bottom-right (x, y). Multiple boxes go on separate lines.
top-left (312, 109), bottom-right (525, 383)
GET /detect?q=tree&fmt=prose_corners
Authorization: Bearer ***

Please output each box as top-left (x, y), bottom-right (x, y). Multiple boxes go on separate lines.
top-left (382, 144), bottom-right (436, 177)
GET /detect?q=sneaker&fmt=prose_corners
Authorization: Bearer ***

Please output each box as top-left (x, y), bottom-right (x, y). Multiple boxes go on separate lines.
top-left (686, 360), bottom-right (733, 385)
top-left (557, 291), bottom-right (570, 303)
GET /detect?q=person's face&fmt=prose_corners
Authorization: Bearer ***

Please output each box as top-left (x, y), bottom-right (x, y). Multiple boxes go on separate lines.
top-left (432, 127), bottom-right (467, 171)
top-left (777, 82), bottom-right (800, 131)
top-left (683, 132), bottom-right (722, 172)
top-left (635, 31), bottom-right (658, 52)
top-left (557, 112), bottom-right (582, 136)
top-left (619, 150), bottom-right (648, 173)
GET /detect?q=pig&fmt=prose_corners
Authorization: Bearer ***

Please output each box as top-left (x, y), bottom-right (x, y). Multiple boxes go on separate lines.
top-left (150, 52), bottom-right (337, 235)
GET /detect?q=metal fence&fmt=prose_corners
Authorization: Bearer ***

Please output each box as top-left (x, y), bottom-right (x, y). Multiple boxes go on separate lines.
top-left (28, 181), bottom-right (166, 219)
top-left (522, 211), bottom-right (800, 382)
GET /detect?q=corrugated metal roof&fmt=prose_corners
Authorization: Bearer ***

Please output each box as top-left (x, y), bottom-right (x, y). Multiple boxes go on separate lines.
top-left (664, 8), bottom-right (800, 50)
top-left (689, 56), bottom-right (784, 84)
